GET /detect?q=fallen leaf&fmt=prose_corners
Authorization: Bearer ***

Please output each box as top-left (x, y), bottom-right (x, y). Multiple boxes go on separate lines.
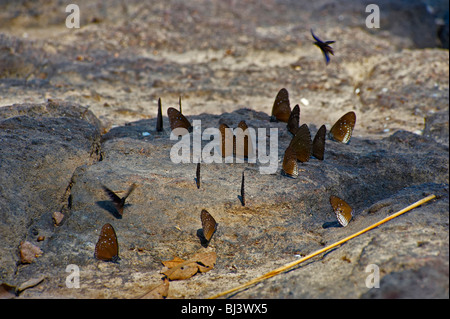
top-left (192, 251), bottom-right (217, 273)
top-left (16, 276), bottom-right (45, 294)
top-left (139, 278), bottom-right (169, 299)
top-left (162, 262), bottom-right (199, 281)
top-left (161, 256), bottom-right (186, 269)
top-left (161, 250), bottom-right (217, 280)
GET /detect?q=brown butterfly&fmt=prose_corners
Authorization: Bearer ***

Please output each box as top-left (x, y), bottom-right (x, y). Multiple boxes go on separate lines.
top-left (201, 209), bottom-right (217, 242)
top-left (312, 124), bottom-right (326, 160)
top-left (196, 162), bottom-right (201, 189)
top-left (167, 107), bottom-right (192, 134)
top-left (281, 124), bottom-right (312, 178)
top-left (329, 111), bottom-right (356, 144)
top-left (156, 98), bottom-right (163, 132)
top-left (235, 120), bottom-right (254, 159)
top-left (219, 123), bottom-right (235, 158)
top-left (271, 88), bottom-right (291, 123)
top-left (94, 223), bottom-right (119, 262)
top-left (219, 121), bottom-right (254, 159)
top-left (240, 170), bottom-right (245, 206)
top-left (330, 195), bottom-right (353, 227)
top-left (287, 104), bottom-right (300, 135)
top-left (102, 183), bottom-right (137, 217)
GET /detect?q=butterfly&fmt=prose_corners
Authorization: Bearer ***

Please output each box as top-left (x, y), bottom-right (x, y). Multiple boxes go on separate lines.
top-left (196, 162), bottom-right (201, 189)
top-left (271, 88), bottom-right (291, 123)
top-left (219, 123), bottom-right (235, 158)
top-left (94, 223), bottom-right (119, 262)
top-left (312, 124), bottom-right (326, 160)
top-left (102, 183), bottom-right (137, 217)
top-left (287, 104), bottom-right (300, 135)
top-left (201, 209), bottom-right (217, 242)
top-left (281, 124), bottom-right (312, 178)
top-left (240, 170), bottom-right (245, 206)
top-left (156, 98), bottom-right (163, 132)
top-left (219, 121), bottom-right (254, 158)
top-left (329, 195), bottom-right (353, 227)
top-left (329, 111), bottom-right (356, 144)
top-left (311, 29), bottom-right (335, 65)
top-left (167, 107), bottom-right (192, 134)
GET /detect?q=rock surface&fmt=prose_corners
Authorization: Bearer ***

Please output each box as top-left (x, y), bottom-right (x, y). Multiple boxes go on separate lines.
top-left (0, 0), bottom-right (448, 299)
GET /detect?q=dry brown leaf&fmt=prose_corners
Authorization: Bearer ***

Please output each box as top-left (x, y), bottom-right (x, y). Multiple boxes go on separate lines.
top-left (161, 256), bottom-right (185, 269)
top-left (162, 262), bottom-right (199, 281)
top-left (161, 250), bottom-right (217, 280)
top-left (139, 278), bottom-right (169, 299)
top-left (191, 251), bottom-right (217, 273)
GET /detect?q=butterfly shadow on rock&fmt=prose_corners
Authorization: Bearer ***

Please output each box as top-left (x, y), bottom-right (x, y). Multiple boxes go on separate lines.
top-left (95, 200), bottom-right (129, 219)
top-left (322, 220), bottom-right (342, 229)
top-left (196, 229), bottom-right (210, 248)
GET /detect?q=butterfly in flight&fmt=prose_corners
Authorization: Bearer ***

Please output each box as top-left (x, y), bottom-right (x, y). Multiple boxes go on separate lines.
top-left (329, 111), bottom-right (356, 144)
top-left (94, 223), bottom-right (119, 262)
top-left (312, 124), bottom-right (326, 160)
top-left (311, 29), bottom-right (335, 65)
top-left (167, 107), bottom-right (192, 135)
top-left (102, 183), bottom-right (137, 217)
top-left (201, 209), bottom-right (217, 243)
top-left (271, 88), bottom-right (291, 123)
top-left (329, 195), bottom-right (353, 227)
top-left (281, 124), bottom-right (312, 178)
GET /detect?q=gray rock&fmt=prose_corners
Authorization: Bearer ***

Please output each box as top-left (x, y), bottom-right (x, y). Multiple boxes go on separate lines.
top-left (0, 102), bottom-right (447, 299)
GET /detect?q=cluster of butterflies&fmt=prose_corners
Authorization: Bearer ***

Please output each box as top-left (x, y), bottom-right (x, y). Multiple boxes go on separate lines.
top-left (94, 30), bottom-right (354, 262)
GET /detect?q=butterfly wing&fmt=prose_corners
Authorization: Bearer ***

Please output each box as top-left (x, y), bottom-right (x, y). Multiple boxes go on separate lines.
top-left (95, 223), bottom-right (119, 262)
top-left (330, 196), bottom-right (353, 227)
top-left (310, 29), bottom-right (323, 43)
top-left (281, 146), bottom-right (299, 178)
top-left (288, 124), bottom-right (312, 163)
top-left (201, 209), bottom-right (217, 241)
top-left (312, 124), bottom-right (326, 160)
top-left (329, 111), bottom-right (356, 144)
top-left (241, 170), bottom-right (245, 206)
top-left (167, 107), bottom-right (192, 133)
top-left (287, 104), bottom-right (300, 135)
top-left (156, 98), bottom-right (163, 132)
top-left (219, 123), bottom-right (234, 158)
top-left (103, 185), bottom-right (124, 215)
top-left (271, 88), bottom-right (291, 123)
top-left (123, 183), bottom-right (137, 201)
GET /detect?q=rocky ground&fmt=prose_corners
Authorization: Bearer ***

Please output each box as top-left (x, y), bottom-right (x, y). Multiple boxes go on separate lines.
top-left (0, 0), bottom-right (448, 299)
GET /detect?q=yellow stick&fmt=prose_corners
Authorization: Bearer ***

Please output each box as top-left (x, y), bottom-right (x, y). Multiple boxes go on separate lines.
top-left (209, 194), bottom-right (436, 299)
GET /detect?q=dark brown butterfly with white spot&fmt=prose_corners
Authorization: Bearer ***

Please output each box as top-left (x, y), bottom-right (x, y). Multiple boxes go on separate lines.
top-left (167, 107), bottom-right (192, 134)
top-left (271, 88), bottom-right (291, 123)
top-left (329, 195), bottom-right (353, 227)
top-left (201, 209), bottom-right (217, 242)
top-left (282, 124), bottom-right (312, 178)
top-left (102, 183), bottom-right (136, 217)
top-left (329, 111), bottom-right (356, 144)
top-left (95, 223), bottom-right (119, 262)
